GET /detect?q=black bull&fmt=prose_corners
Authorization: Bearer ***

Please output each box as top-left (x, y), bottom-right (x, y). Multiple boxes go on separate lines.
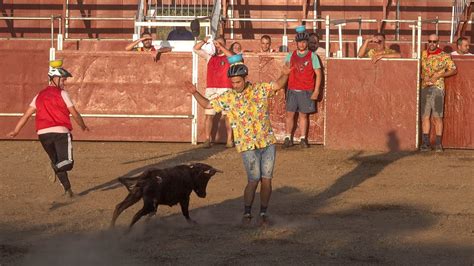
top-left (111, 163), bottom-right (222, 228)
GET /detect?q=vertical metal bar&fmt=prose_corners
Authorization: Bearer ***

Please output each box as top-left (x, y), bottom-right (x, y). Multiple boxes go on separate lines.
top-left (282, 16), bottom-right (288, 52)
top-left (450, 4), bottom-right (455, 43)
top-left (417, 16), bottom-right (422, 60)
top-left (191, 38), bottom-right (199, 145)
top-left (65, 0), bottom-right (69, 39)
top-left (396, 0), bottom-right (400, 41)
top-left (230, 0), bottom-right (234, 39)
top-left (313, 0), bottom-right (317, 32)
top-left (325, 15), bottom-right (330, 58)
top-left (435, 16), bottom-right (439, 36)
top-left (415, 16), bottom-right (422, 149)
top-left (50, 15), bottom-right (54, 49)
top-left (337, 24), bottom-right (343, 57)
top-left (411, 25), bottom-right (416, 58)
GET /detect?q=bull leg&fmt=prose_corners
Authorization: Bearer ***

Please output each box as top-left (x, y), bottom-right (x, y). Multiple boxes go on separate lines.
top-left (147, 198), bottom-right (159, 218)
top-left (179, 198), bottom-right (197, 224)
top-left (129, 196), bottom-right (155, 228)
top-left (111, 189), bottom-right (142, 227)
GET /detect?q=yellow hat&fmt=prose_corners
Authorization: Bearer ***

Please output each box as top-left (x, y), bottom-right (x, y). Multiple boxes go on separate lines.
top-left (49, 59), bottom-right (63, 68)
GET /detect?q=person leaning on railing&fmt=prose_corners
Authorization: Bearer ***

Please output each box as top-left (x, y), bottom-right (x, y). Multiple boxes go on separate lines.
top-left (125, 30), bottom-right (171, 61)
top-left (451, 36), bottom-right (473, 55)
top-left (357, 33), bottom-right (401, 63)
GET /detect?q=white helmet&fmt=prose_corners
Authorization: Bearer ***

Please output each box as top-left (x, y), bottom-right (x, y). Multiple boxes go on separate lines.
top-left (48, 60), bottom-right (72, 78)
top-left (48, 67), bottom-right (72, 78)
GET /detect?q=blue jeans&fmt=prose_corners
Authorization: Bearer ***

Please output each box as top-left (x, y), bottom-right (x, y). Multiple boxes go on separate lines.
top-left (241, 144), bottom-right (276, 181)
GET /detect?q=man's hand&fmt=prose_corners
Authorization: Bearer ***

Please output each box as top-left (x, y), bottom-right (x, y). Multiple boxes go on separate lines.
top-left (372, 54), bottom-right (383, 63)
top-left (203, 36), bottom-right (211, 43)
top-left (6, 130), bottom-right (18, 138)
top-left (141, 36), bottom-right (152, 41)
top-left (430, 71), bottom-right (444, 83)
top-left (310, 90), bottom-right (320, 100)
top-left (213, 40), bottom-right (223, 49)
top-left (184, 81), bottom-right (198, 94)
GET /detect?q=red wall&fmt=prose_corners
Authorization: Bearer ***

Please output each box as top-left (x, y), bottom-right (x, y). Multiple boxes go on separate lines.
top-left (1, 45), bottom-right (473, 150)
top-left (325, 59), bottom-right (419, 151)
top-left (442, 57), bottom-right (474, 149)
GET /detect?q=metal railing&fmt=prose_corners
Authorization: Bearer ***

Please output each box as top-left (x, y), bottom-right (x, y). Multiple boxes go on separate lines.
top-left (450, 0), bottom-right (471, 42)
top-left (0, 15), bottom-right (62, 59)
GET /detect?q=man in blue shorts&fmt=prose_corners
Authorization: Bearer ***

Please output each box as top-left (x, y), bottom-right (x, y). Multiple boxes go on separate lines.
top-left (283, 26), bottom-right (322, 148)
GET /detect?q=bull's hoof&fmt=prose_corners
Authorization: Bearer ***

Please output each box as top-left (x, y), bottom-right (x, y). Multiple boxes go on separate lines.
top-left (186, 219), bottom-right (198, 225)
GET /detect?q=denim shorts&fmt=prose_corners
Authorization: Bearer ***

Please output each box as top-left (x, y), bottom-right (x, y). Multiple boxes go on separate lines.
top-left (241, 144), bottom-right (276, 181)
top-left (420, 86), bottom-right (445, 118)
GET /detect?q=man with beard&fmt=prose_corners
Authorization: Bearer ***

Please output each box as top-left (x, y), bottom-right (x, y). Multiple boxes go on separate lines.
top-left (125, 31), bottom-right (171, 59)
top-left (420, 34), bottom-right (457, 152)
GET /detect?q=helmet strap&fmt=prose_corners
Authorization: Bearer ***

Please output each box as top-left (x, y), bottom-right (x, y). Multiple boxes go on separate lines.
top-left (49, 76), bottom-right (60, 88)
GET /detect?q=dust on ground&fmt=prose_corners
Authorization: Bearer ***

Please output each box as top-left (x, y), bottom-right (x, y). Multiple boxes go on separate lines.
top-left (0, 141), bottom-right (473, 265)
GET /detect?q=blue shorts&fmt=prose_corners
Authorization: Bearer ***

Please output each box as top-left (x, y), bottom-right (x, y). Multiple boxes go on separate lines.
top-left (241, 144), bottom-right (276, 182)
top-left (286, 89), bottom-right (316, 114)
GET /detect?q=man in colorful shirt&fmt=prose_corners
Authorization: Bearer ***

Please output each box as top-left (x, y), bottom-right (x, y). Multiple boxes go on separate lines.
top-left (357, 33), bottom-right (401, 63)
top-left (193, 36), bottom-right (235, 148)
top-left (186, 54), bottom-right (291, 226)
top-left (125, 31), bottom-right (171, 61)
top-left (283, 26), bottom-right (322, 149)
top-left (420, 34), bottom-right (457, 152)
top-left (7, 60), bottom-right (89, 197)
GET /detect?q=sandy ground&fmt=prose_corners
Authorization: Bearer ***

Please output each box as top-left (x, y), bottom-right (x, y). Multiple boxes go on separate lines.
top-left (0, 140), bottom-right (473, 265)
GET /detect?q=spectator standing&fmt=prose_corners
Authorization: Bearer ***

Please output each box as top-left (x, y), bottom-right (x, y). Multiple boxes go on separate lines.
top-left (283, 26), bottom-right (322, 149)
top-left (193, 36), bottom-right (235, 148)
top-left (420, 34), bottom-right (457, 152)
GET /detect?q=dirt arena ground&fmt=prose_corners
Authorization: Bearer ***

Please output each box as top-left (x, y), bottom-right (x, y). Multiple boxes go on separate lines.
top-left (0, 140), bottom-right (473, 265)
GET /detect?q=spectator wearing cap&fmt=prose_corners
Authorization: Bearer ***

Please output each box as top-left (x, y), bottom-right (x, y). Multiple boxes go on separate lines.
top-left (186, 54), bottom-right (291, 226)
top-left (357, 33), bottom-right (401, 63)
top-left (283, 26), bottom-right (322, 149)
top-left (193, 36), bottom-right (235, 148)
top-left (451, 37), bottom-right (473, 55)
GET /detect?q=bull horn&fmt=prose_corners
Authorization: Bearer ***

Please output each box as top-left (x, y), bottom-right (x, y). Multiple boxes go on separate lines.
top-left (213, 168), bottom-right (223, 173)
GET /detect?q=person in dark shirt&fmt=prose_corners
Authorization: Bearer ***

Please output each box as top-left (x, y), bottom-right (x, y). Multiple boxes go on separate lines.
top-left (167, 27), bottom-right (195, 41)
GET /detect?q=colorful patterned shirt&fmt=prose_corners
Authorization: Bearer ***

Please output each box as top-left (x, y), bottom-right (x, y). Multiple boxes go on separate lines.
top-left (366, 48), bottom-right (397, 59)
top-left (421, 50), bottom-right (456, 90)
top-left (210, 82), bottom-right (277, 152)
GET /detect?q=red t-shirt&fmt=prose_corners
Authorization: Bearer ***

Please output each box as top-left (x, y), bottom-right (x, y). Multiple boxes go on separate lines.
top-left (34, 86), bottom-right (72, 132)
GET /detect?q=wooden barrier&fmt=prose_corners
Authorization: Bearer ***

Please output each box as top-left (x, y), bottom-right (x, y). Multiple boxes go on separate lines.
top-left (325, 58), bottom-right (419, 151)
